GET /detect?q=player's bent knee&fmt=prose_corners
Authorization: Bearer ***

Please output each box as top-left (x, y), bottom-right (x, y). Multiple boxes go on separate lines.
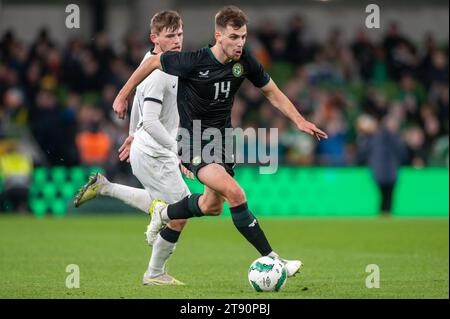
top-left (226, 187), bottom-right (246, 207)
top-left (203, 202), bottom-right (223, 216)
top-left (208, 204), bottom-right (223, 216)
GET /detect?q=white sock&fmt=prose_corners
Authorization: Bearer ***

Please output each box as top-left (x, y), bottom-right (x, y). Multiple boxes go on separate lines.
top-left (100, 182), bottom-right (153, 214)
top-left (161, 205), bottom-right (170, 221)
top-left (145, 234), bottom-right (176, 278)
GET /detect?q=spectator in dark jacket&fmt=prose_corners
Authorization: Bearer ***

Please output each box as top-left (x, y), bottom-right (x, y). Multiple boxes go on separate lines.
top-left (357, 115), bottom-right (408, 215)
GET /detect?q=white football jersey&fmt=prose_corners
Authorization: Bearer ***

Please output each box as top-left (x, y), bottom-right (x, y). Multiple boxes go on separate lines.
top-left (132, 51), bottom-right (179, 157)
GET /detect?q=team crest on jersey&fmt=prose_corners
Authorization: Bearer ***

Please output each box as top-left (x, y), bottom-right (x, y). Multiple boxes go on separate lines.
top-left (232, 63), bottom-right (243, 77)
top-left (192, 155), bottom-right (202, 166)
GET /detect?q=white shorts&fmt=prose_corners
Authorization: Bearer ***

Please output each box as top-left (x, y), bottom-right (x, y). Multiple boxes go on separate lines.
top-left (130, 143), bottom-right (191, 204)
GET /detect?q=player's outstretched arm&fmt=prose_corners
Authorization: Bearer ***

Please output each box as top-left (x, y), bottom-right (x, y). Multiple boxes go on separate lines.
top-left (260, 79), bottom-right (328, 140)
top-left (112, 53), bottom-right (163, 119)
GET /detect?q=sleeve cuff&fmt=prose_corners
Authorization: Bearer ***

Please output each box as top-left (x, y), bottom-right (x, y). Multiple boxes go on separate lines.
top-left (255, 75), bottom-right (271, 88)
top-left (144, 97), bottom-right (163, 104)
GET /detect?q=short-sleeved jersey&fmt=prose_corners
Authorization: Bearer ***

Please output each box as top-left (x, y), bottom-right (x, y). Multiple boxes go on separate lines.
top-left (160, 46), bottom-right (270, 136)
top-left (133, 51), bottom-right (179, 157)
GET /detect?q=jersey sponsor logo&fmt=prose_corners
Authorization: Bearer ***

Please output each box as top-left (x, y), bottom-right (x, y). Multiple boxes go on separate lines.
top-left (199, 70), bottom-right (210, 78)
top-left (232, 63), bottom-right (243, 77)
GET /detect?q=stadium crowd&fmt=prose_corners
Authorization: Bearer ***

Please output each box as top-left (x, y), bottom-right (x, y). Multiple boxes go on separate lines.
top-left (0, 17), bottom-right (448, 183)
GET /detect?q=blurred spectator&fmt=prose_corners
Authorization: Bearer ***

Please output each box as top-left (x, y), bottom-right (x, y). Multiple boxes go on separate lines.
top-left (396, 73), bottom-right (426, 123)
top-left (357, 115), bottom-right (408, 215)
top-left (306, 50), bottom-right (343, 85)
top-left (0, 15), bottom-right (447, 176)
top-left (245, 32), bottom-right (271, 68)
top-left (315, 96), bottom-right (348, 166)
top-left (370, 46), bottom-right (389, 85)
top-left (363, 86), bottom-right (389, 120)
top-left (425, 50), bottom-right (449, 89)
top-left (257, 19), bottom-right (280, 61)
top-left (75, 105), bottom-right (112, 165)
top-left (383, 22), bottom-right (417, 80)
top-left (404, 125), bottom-right (427, 167)
top-left (99, 84), bottom-right (119, 120)
top-left (285, 15), bottom-right (310, 66)
top-left (1, 87), bottom-right (28, 137)
top-left (30, 89), bottom-right (68, 165)
top-left (324, 27), bottom-right (343, 63)
top-left (61, 92), bottom-right (81, 166)
top-left (0, 142), bottom-right (33, 212)
top-left (351, 30), bottom-right (376, 81)
top-left (62, 36), bottom-right (86, 92)
top-left (90, 32), bottom-right (116, 80)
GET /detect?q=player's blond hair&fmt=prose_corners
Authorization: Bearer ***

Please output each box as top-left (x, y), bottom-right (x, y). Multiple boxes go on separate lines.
top-left (150, 10), bottom-right (183, 35)
top-left (215, 5), bottom-right (248, 30)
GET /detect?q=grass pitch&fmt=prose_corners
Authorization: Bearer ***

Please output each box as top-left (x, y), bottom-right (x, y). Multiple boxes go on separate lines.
top-left (0, 214), bottom-right (448, 299)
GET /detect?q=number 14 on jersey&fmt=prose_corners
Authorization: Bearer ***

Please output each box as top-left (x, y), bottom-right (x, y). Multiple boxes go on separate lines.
top-left (214, 81), bottom-right (231, 100)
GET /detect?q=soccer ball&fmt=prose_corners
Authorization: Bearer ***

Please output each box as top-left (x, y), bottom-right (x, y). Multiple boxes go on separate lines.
top-left (248, 256), bottom-right (287, 292)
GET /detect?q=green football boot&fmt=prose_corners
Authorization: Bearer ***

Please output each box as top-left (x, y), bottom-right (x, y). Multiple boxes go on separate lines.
top-left (73, 173), bottom-right (107, 207)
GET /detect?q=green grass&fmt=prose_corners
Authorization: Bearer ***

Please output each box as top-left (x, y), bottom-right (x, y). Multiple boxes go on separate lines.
top-left (0, 215), bottom-right (448, 299)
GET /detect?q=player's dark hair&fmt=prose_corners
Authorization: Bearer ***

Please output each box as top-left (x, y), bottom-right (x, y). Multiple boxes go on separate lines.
top-left (215, 5), bottom-right (248, 30)
top-left (150, 10), bottom-right (183, 34)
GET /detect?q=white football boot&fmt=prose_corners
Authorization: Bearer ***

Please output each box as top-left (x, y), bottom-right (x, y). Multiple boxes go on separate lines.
top-left (145, 200), bottom-right (170, 246)
top-left (269, 252), bottom-right (303, 277)
top-left (279, 258), bottom-right (303, 277)
top-left (143, 273), bottom-right (185, 286)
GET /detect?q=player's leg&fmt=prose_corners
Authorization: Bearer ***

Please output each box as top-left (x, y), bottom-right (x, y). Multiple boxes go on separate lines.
top-left (73, 137), bottom-right (160, 214)
top-left (136, 150), bottom-right (190, 285)
top-left (144, 219), bottom-right (186, 285)
top-left (197, 164), bottom-right (274, 256)
top-left (142, 150), bottom-right (192, 245)
top-left (144, 184), bottom-right (224, 285)
top-left (152, 163), bottom-right (302, 276)
top-left (73, 172), bottom-right (152, 213)
top-left (163, 182), bottom-right (225, 219)
top-left (152, 164), bottom-right (272, 254)
top-left (198, 185), bottom-right (226, 216)
top-left (199, 165), bottom-right (302, 276)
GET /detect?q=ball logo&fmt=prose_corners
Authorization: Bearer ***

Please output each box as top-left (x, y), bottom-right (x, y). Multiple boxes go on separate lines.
top-left (232, 63), bottom-right (243, 77)
top-left (263, 276), bottom-right (271, 287)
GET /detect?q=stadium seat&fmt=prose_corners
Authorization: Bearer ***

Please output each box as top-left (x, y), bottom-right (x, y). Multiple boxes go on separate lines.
top-left (69, 167), bottom-right (86, 187)
top-left (51, 200), bottom-right (67, 217)
top-left (33, 167), bottom-right (47, 185)
top-left (51, 167), bottom-right (67, 184)
top-left (42, 183), bottom-right (58, 200)
top-left (61, 183), bottom-right (76, 199)
top-left (29, 199), bottom-right (47, 217)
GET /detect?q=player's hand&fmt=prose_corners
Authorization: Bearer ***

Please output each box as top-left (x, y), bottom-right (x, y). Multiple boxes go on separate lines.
top-left (179, 160), bottom-right (194, 180)
top-left (113, 94), bottom-right (128, 120)
top-left (297, 119), bottom-right (328, 141)
top-left (118, 135), bottom-right (134, 162)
